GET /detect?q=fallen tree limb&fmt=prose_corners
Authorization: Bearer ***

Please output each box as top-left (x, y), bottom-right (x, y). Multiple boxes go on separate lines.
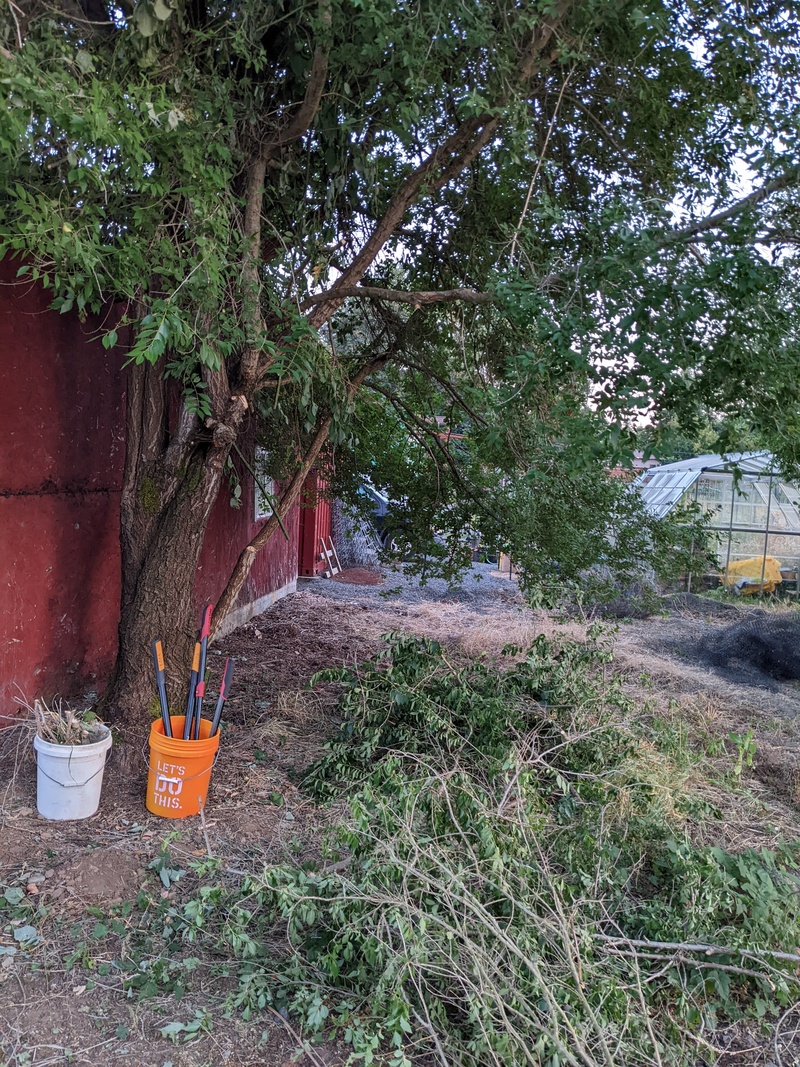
top-left (597, 934), bottom-right (800, 965)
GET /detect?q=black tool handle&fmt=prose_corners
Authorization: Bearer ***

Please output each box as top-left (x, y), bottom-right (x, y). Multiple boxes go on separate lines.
top-left (210, 658), bottom-right (234, 737)
top-left (151, 640), bottom-right (172, 738)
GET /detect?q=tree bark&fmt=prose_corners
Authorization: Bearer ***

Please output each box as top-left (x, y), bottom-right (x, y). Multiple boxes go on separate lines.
top-left (104, 361), bottom-right (245, 764)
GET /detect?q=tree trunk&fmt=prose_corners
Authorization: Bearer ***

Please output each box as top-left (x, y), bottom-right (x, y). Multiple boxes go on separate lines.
top-left (107, 454), bottom-right (224, 728)
top-left (103, 361), bottom-right (235, 766)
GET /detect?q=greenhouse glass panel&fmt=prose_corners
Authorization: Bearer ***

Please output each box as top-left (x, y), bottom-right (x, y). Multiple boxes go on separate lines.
top-left (635, 452), bottom-right (800, 594)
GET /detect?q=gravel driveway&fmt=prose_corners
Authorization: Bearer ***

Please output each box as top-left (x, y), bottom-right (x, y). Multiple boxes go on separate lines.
top-left (300, 561), bottom-right (523, 612)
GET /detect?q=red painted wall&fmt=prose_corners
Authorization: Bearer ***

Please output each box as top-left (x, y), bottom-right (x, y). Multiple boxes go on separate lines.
top-left (0, 261), bottom-right (300, 718)
top-left (298, 472), bottom-right (333, 576)
top-left (0, 263), bottom-right (126, 715)
top-left (197, 464), bottom-right (299, 617)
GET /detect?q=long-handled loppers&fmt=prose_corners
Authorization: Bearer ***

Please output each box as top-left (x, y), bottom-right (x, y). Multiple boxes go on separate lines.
top-left (182, 640), bottom-right (201, 740)
top-left (192, 603), bottom-right (214, 740)
top-left (209, 658), bottom-right (234, 738)
top-left (150, 640), bottom-right (172, 737)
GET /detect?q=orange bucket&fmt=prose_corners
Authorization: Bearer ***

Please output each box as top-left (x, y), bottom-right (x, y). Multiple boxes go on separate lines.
top-left (146, 716), bottom-right (220, 818)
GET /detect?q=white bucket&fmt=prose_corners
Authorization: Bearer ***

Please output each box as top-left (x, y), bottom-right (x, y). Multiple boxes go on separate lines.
top-left (33, 727), bottom-right (112, 820)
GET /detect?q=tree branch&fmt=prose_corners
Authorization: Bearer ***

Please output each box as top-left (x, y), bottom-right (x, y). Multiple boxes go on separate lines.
top-left (306, 2), bottom-right (573, 329)
top-left (393, 355), bottom-right (490, 427)
top-left (240, 0), bottom-right (331, 385)
top-left (301, 285), bottom-right (495, 310)
top-left (596, 934), bottom-right (800, 966)
top-left (662, 169), bottom-right (800, 245)
top-left (212, 343), bottom-right (404, 634)
top-left (305, 122), bottom-right (487, 328)
top-left (366, 380), bottom-right (504, 526)
top-left (260, 2), bottom-right (331, 167)
top-left (535, 169), bottom-right (800, 293)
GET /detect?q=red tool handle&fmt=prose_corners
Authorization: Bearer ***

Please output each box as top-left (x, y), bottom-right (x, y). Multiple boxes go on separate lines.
top-left (192, 602), bottom-right (214, 740)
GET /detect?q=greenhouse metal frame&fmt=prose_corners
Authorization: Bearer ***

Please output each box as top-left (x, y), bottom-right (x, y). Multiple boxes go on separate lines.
top-left (636, 452), bottom-right (800, 593)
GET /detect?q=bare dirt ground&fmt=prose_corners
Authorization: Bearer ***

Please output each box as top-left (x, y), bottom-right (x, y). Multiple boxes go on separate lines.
top-left (2, 570), bottom-right (799, 1067)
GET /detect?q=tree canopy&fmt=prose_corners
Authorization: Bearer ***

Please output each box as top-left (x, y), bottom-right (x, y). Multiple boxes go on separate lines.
top-left (1, 0), bottom-right (799, 716)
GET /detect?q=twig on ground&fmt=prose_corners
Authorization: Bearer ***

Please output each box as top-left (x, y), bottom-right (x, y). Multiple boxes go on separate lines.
top-left (266, 1006), bottom-right (328, 1067)
top-left (774, 998), bottom-right (800, 1067)
top-left (197, 797), bottom-right (214, 858)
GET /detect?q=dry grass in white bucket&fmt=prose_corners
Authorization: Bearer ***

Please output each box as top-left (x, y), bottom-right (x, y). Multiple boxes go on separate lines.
top-left (27, 697), bottom-right (107, 746)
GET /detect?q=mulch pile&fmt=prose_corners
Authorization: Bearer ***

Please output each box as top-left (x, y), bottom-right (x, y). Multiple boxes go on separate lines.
top-left (331, 567), bottom-right (383, 586)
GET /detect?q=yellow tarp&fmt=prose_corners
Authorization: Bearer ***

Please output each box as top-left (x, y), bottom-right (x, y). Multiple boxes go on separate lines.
top-left (723, 555), bottom-right (783, 594)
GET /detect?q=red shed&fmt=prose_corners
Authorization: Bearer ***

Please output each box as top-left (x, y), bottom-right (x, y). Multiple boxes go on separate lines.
top-left (297, 471), bottom-right (333, 577)
top-left (0, 262), bottom-right (301, 717)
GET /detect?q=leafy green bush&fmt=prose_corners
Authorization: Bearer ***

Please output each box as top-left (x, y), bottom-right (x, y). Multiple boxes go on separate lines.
top-left (172, 632), bottom-right (800, 1065)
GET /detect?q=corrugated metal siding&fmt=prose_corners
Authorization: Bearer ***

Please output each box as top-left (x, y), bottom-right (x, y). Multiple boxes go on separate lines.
top-left (298, 472), bottom-right (333, 576)
top-left (0, 260), bottom-right (126, 715)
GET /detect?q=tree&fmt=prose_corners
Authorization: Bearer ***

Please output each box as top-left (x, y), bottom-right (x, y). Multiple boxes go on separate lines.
top-left (1, 0), bottom-right (799, 739)
top-left (638, 411), bottom-right (766, 464)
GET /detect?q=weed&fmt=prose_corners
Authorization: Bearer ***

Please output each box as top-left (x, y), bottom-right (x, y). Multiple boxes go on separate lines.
top-left (159, 1009), bottom-right (213, 1044)
top-left (728, 729), bottom-right (758, 778)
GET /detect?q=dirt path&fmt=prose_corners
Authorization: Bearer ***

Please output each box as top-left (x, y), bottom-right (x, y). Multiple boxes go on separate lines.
top-left (2, 571), bottom-right (799, 1067)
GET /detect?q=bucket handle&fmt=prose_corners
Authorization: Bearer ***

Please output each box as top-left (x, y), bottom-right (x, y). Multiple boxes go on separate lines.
top-left (35, 745), bottom-right (112, 789)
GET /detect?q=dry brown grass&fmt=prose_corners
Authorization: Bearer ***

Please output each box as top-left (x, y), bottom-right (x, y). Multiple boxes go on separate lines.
top-left (244, 690), bottom-right (331, 770)
top-left (274, 687), bottom-right (326, 727)
top-left (458, 614), bottom-right (593, 659)
top-left (345, 599), bottom-right (591, 662)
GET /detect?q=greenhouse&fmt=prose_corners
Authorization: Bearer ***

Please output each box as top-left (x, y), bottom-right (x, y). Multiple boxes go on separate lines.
top-left (636, 452), bottom-right (800, 593)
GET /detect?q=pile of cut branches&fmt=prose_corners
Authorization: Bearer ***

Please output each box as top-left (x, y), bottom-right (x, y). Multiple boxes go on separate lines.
top-left (167, 631), bottom-right (800, 1065)
top-left (29, 698), bottom-right (106, 746)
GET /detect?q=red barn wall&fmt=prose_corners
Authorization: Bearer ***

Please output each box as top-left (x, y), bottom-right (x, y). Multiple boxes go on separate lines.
top-left (0, 264), bottom-right (126, 716)
top-left (297, 472), bottom-right (333, 577)
top-left (197, 471), bottom-right (299, 636)
top-left (0, 261), bottom-right (299, 718)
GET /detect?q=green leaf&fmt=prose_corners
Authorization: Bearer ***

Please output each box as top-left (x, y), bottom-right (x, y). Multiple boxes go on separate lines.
top-left (159, 1021), bottom-right (186, 1042)
top-left (75, 51), bottom-right (95, 74)
top-left (133, 5), bottom-right (158, 37)
top-left (13, 924), bottom-right (39, 945)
